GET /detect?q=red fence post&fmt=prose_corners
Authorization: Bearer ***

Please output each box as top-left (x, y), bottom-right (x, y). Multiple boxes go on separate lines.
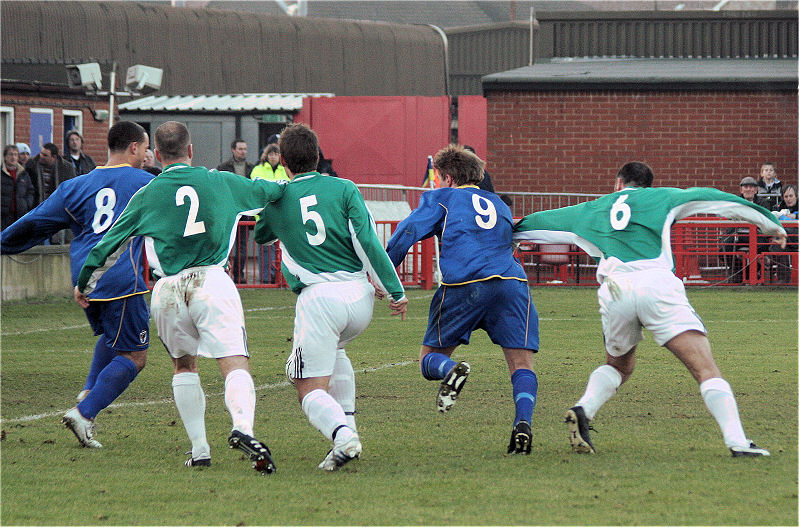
top-left (420, 238), bottom-right (434, 290)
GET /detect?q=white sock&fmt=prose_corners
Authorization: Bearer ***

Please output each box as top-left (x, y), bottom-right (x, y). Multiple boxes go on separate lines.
top-left (301, 388), bottom-right (352, 442)
top-left (700, 377), bottom-right (748, 448)
top-left (327, 349), bottom-right (357, 433)
top-left (172, 372), bottom-right (210, 459)
top-left (576, 364), bottom-right (623, 420)
top-left (224, 369), bottom-right (255, 437)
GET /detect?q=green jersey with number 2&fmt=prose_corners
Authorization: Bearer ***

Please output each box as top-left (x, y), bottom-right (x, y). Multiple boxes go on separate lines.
top-left (78, 163), bottom-right (285, 293)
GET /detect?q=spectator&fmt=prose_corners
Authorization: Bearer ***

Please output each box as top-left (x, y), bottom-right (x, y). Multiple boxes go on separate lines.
top-left (463, 145), bottom-right (495, 193)
top-left (217, 139), bottom-right (255, 284)
top-left (142, 148), bottom-right (161, 176)
top-left (26, 142), bottom-right (76, 205)
top-left (64, 130), bottom-right (97, 176)
top-left (769, 184), bottom-right (798, 283)
top-left (250, 144), bottom-right (290, 283)
top-left (756, 162), bottom-right (782, 210)
top-left (15, 142), bottom-right (31, 166)
top-left (720, 176), bottom-right (772, 282)
top-left (1, 145), bottom-right (35, 230)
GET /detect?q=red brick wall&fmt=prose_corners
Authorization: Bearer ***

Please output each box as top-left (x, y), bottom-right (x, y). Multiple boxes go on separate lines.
top-left (486, 90), bottom-right (798, 196)
top-left (4, 93), bottom-right (111, 164)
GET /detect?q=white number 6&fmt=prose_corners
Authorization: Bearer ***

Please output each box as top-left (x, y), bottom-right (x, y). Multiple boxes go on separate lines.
top-left (176, 186), bottom-right (206, 237)
top-left (610, 194), bottom-right (631, 230)
top-left (300, 195), bottom-right (326, 246)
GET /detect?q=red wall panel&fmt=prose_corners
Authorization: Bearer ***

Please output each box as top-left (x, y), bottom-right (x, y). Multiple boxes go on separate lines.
top-left (457, 95), bottom-right (488, 161)
top-left (298, 96), bottom-right (450, 186)
top-left (486, 90), bottom-right (798, 196)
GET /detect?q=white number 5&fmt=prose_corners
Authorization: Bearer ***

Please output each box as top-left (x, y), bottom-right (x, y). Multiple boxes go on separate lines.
top-left (610, 194), bottom-right (631, 230)
top-left (176, 186), bottom-right (206, 237)
top-left (300, 195), bottom-right (326, 245)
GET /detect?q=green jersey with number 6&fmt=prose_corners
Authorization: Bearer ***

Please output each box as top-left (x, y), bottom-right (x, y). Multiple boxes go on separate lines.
top-left (513, 186), bottom-right (786, 280)
top-left (253, 171), bottom-right (405, 301)
top-left (78, 163), bottom-right (285, 293)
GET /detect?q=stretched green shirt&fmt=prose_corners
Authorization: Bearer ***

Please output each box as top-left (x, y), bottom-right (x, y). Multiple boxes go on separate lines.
top-left (78, 163), bottom-right (285, 293)
top-left (254, 171), bottom-right (405, 301)
top-left (513, 186), bottom-right (786, 279)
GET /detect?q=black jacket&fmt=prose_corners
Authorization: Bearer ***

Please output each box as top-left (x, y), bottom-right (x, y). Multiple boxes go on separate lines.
top-left (1, 162), bottom-right (35, 229)
top-left (63, 152), bottom-right (96, 176)
top-left (217, 158), bottom-right (254, 178)
top-left (25, 155), bottom-right (76, 205)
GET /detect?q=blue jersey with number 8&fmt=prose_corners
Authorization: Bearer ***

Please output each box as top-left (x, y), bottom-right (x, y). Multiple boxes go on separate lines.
top-left (0, 164), bottom-right (154, 300)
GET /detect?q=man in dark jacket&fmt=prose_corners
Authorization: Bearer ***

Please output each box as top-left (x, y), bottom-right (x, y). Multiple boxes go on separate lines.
top-left (64, 130), bottom-right (97, 176)
top-left (217, 139), bottom-right (254, 283)
top-left (26, 143), bottom-right (76, 205)
top-left (1, 144), bottom-right (35, 229)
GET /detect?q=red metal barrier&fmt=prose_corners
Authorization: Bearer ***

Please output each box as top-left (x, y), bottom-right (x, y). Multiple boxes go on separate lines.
top-left (516, 219), bottom-right (797, 287)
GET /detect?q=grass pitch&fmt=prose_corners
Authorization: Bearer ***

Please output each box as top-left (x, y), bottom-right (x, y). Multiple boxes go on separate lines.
top-left (1, 287), bottom-right (797, 526)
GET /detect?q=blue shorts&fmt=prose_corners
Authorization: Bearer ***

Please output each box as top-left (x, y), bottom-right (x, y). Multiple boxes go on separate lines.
top-left (422, 278), bottom-right (538, 351)
top-left (85, 294), bottom-right (150, 352)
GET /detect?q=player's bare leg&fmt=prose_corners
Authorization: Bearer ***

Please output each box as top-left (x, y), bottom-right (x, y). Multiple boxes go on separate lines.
top-left (665, 330), bottom-right (768, 457)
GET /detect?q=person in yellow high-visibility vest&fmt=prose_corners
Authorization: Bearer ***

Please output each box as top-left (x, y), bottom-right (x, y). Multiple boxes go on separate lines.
top-left (251, 144), bottom-right (290, 283)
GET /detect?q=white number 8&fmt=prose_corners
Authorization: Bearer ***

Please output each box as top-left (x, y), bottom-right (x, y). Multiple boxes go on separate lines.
top-left (92, 188), bottom-right (117, 233)
top-left (610, 194), bottom-right (631, 230)
top-left (472, 194), bottom-right (497, 230)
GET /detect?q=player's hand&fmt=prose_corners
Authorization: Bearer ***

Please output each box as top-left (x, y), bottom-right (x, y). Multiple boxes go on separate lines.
top-left (367, 274), bottom-right (385, 300)
top-left (389, 297), bottom-right (408, 321)
top-left (74, 286), bottom-right (90, 309)
top-left (772, 234), bottom-right (787, 248)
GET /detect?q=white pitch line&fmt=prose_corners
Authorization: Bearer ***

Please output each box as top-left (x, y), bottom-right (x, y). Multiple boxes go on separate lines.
top-left (1, 360), bottom-right (415, 425)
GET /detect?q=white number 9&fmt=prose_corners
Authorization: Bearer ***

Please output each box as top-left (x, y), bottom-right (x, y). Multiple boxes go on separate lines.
top-left (472, 194), bottom-right (497, 230)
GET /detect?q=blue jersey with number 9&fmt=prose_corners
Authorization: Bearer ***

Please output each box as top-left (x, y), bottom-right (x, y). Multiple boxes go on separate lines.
top-left (386, 186), bottom-right (526, 285)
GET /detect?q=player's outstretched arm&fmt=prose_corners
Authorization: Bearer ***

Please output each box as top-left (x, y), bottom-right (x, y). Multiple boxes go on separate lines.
top-left (388, 297), bottom-right (408, 321)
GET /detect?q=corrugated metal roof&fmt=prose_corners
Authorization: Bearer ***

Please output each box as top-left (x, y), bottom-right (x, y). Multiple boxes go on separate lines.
top-left (118, 93), bottom-right (334, 113)
top-left (482, 57), bottom-right (798, 91)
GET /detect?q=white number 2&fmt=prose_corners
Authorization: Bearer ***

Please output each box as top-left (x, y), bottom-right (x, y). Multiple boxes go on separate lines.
top-left (610, 194), bottom-right (631, 230)
top-left (176, 186), bottom-right (206, 237)
top-left (300, 195), bottom-right (326, 246)
top-left (472, 194), bottom-right (497, 230)
top-left (92, 188), bottom-right (116, 233)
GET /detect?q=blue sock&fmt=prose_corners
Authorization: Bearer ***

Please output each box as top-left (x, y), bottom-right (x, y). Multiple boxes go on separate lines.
top-left (83, 339), bottom-right (117, 391)
top-left (77, 355), bottom-right (139, 420)
top-left (511, 368), bottom-right (538, 426)
top-left (421, 353), bottom-right (457, 381)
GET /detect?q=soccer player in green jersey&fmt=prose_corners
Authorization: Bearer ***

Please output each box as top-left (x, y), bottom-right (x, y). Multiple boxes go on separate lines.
top-left (514, 162), bottom-right (786, 458)
top-left (77, 121), bottom-right (285, 473)
top-left (254, 123), bottom-right (408, 471)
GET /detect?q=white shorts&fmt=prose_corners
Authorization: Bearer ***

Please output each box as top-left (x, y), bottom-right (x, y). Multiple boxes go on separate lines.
top-left (286, 280), bottom-right (375, 380)
top-left (151, 266), bottom-right (249, 359)
top-left (597, 269), bottom-right (706, 357)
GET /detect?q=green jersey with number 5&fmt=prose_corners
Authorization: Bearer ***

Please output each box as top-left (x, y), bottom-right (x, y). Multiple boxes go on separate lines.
top-left (78, 163), bottom-right (285, 293)
top-left (513, 186), bottom-right (785, 278)
top-left (253, 171), bottom-right (405, 302)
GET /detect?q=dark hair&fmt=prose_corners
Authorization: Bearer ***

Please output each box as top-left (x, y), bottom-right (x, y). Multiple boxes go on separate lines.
top-left (278, 123), bottom-right (319, 175)
top-left (3, 144), bottom-right (19, 157)
top-left (265, 143), bottom-right (280, 155)
top-left (65, 130), bottom-right (83, 145)
top-left (433, 144), bottom-right (485, 186)
top-left (617, 161), bottom-right (654, 188)
top-left (782, 184), bottom-right (797, 199)
top-left (499, 194), bottom-right (513, 207)
top-left (155, 121), bottom-right (191, 161)
top-left (231, 139), bottom-right (246, 150)
top-left (107, 121), bottom-right (146, 152)
top-left (42, 143), bottom-right (59, 157)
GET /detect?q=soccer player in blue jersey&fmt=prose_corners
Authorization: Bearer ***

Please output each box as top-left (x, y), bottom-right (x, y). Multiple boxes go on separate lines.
top-left (1, 121), bottom-right (154, 449)
top-left (386, 145), bottom-right (539, 454)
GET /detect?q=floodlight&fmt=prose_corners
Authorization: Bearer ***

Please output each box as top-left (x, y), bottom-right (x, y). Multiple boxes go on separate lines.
top-left (66, 62), bottom-right (102, 91)
top-left (125, 65), bottom-right (163, 94)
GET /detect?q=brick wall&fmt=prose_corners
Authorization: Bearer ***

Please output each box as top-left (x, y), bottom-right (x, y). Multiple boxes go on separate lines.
top-left (4, 93), bottom-right (111, 164)
top-left (486, 90), bottom-right (798, 196)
